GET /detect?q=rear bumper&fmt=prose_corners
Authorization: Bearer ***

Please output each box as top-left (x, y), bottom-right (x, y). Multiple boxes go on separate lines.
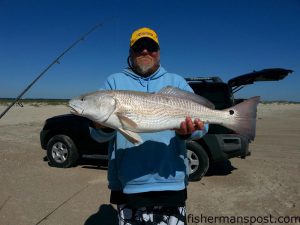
top-left (218, 134), bottom-right (249, 158)
top-left (201, 134), bottom-right (250, 162)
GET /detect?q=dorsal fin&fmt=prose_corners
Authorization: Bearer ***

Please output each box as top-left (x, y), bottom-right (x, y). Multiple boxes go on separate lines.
top-left (158, 86), bottom-right (215, 109)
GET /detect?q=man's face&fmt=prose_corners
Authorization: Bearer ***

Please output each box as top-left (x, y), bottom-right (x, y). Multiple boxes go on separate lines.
top-left (130, 38), bottom-right (160, 76)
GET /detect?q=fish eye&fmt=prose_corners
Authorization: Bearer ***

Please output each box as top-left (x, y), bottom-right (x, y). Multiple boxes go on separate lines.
top-left (229, 110), bottom-right (234, 115)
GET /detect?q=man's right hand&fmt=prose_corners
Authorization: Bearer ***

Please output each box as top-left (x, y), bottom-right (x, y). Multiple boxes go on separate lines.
top-left (93, 122), bottom-right (115, 133)
top-left (93, 122), bottom-right (106, 129)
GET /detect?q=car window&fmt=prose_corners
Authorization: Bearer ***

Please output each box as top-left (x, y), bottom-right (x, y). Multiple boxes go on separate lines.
top-left (189, 83), bottom-right (233, 109)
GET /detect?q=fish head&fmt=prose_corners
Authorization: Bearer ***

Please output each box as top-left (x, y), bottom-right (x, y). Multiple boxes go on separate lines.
top-left (69, 91), bottom-right (116, 124)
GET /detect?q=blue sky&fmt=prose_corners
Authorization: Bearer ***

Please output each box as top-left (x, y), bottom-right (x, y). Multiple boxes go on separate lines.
top-left (0, 0), bottom-right (299, 101)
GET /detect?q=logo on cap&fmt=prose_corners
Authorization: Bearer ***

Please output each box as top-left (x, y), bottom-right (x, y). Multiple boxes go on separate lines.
top-left (130, 27), bottom-right (159, 47)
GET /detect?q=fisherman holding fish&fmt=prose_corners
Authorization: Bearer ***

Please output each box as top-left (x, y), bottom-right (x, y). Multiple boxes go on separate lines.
top-left (87, 27), bottom-right (208, 225)
top-left (69, 27), bottom-right (259, 224)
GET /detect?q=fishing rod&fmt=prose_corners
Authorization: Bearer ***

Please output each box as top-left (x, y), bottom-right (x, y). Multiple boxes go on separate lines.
top-left (0, 23), bottom-right (102, 120)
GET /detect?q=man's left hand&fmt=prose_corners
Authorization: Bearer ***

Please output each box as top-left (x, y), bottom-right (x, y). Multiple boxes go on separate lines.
top-left (174, 116), bottom-right (204, 136)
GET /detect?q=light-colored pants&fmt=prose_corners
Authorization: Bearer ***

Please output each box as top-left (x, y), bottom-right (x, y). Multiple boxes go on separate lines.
top-left (117, 204), bottom-right (187, 225)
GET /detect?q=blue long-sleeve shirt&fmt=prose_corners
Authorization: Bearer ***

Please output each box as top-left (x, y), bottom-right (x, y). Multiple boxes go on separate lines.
top-left (91, 66), bottom-right (208, 194)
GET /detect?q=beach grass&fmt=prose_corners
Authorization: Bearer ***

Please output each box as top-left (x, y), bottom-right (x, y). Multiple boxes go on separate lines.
top-left (0, 99), bottom-right (69, 107)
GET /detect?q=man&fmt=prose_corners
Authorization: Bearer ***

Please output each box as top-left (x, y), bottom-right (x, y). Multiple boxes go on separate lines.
top-left (91, 27), bottom-right (208, 225)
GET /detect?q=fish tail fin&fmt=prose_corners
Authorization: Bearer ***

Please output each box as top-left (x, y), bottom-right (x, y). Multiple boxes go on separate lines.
top-left (223, 96), bottom-right (260, 141)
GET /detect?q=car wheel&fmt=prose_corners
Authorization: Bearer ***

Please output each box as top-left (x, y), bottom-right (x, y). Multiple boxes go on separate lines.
top-left (46, 134), bottom-right (79, 168)
top-left (186, 141), bottom-right (209, 181)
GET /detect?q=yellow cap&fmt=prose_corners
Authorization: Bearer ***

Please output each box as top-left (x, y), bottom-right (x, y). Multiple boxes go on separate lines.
top-left (130, 27), bottom-right (159, 47)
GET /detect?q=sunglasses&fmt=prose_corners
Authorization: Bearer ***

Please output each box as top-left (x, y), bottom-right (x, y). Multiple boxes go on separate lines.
top-left (131, 38), bottom-right (159, 53)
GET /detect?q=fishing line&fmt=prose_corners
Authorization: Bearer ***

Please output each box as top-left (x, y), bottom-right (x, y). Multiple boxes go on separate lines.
top-left (0, 22), bottom-right (103, 120)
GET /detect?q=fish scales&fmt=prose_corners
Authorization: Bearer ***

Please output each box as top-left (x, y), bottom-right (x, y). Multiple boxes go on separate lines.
top-left (111, 91), bottom-right (221, 131)
top-left (114, 92), bottom-right (185, 129)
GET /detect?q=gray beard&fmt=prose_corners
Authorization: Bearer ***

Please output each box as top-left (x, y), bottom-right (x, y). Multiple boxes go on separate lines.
top-left (136, 63), bottom-right (155, 74)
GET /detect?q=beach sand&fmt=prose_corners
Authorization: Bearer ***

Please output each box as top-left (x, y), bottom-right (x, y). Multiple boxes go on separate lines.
top-left (0, 103), bottom-right (299, 225)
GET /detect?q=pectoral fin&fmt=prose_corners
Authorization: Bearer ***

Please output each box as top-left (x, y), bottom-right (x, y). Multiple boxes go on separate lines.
top-left (116, 112), bottom-right (138, 129)
top-left (118, 128), bottom-right (143, 144)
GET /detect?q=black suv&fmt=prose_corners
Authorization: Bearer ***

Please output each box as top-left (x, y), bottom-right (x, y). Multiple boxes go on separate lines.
top-left (40, 68), bottom-right (292, 181)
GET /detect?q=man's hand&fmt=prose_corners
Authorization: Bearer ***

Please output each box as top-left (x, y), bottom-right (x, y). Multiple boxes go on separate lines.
top-left (93, 122), bottom-right (115, 133)
top-left (93, 122), bottom-right (106, 129)
top-left (174, 116), bottom-right (204, 136)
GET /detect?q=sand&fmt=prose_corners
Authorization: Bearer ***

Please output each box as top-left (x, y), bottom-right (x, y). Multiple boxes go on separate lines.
top-left (0, 103), bottom-right (299, 225)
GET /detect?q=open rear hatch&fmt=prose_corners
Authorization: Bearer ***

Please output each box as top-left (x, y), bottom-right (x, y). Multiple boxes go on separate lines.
top-left (228, 68), bottom-right (293, 93)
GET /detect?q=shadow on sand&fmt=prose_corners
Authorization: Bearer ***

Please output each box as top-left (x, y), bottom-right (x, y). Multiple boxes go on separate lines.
top-left (84, 204), bottom-right (118, 225)
top-left (205, 159), bottom-right (237, 177)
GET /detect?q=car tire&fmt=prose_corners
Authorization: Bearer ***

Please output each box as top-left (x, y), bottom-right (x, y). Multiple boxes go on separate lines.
top-left (187, 141), bottom-right (209, 181)
top-left (46, 134), bottom-right (79, 168)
